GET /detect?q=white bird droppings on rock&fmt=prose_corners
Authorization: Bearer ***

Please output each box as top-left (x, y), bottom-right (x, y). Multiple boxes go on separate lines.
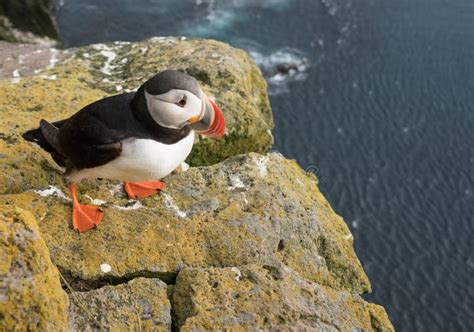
top-left (41, 74), bottom-right (57, 80)
top-left (109, 183), bottom-right (124, 197)
top-left (92, 44), bottom-right (117, 75)
top-left (113, 200), bottom-right (143, 210)
top-left (162, 193), bottom-right (187, 218)
top-left (34, 186), bottom-right (71, 202)
top-left (84, 195), bottom-right (107, 206)
top-left (99, 50), bottom-right (117, 75)
top-left (240, 192), bottom-right (249, 205)
top-left (11, 69), bottom-right (21, 83)
top-left (231, 267), bottom-right (242, 281)
top-left (47, 48), bottom-right (59, 68)
top-left (255, 156), bottom-right (269, 178)
top-left (100, 263), bottom-right (111, 273)
top-left (229, 174), bottom-right (246, 189)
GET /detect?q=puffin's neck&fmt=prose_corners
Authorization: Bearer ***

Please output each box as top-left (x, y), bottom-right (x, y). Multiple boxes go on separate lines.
top-left (131, 87), bottom-right (191, 144)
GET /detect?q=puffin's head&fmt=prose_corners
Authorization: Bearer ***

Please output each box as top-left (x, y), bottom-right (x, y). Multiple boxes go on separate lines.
top-left (142, 70), bottom-right (225, 138)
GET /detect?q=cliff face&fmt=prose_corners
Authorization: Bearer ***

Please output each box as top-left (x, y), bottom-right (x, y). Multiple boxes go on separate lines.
top-left (0, 38), bottom-right (394, 331)
top-left (0, 0), bottom-right (61, 45)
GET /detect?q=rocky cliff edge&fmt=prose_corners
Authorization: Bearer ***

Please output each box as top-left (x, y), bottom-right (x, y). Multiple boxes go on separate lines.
top-left (0, 38), bottom-right (393, 331)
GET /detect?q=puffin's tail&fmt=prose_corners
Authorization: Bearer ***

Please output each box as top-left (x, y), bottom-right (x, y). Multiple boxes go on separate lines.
top-left (22, 119), bottom-right (68, 167)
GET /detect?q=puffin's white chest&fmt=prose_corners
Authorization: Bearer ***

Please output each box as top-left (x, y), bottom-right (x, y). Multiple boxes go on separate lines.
top-left (73, 133), bottom-right (194, 182)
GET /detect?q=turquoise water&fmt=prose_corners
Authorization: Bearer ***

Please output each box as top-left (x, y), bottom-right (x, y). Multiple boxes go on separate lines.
top-left (56, 0), bottom-right (474, 330)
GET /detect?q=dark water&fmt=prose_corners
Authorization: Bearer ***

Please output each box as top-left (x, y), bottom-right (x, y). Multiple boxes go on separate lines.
top-left (55, 0), bottom-right (474, 330)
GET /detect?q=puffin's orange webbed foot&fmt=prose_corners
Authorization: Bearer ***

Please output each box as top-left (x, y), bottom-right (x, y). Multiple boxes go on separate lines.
top-left (124, 181), bottom-right (166, 199)
top-left (69, 183), bottom-right (104, 233)
top-left (72, 204), bottom-right (104, 232)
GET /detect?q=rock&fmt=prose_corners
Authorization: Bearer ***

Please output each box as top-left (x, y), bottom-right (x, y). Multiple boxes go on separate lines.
top-left (0, 204), bottom-right (69, 331)
top-left (68, 278), bottom-right (171, 331)
top-left (172, 264), bottom-right (393, 331)
top-left (0, 41), bottom-right (74, 80)
top-left (0, 0), bottom-right (61, 45)
top-left (0, 37), bottom-right (393, 330)
top-left (0, 37), bottom-right (273, 196)
top-left (0, 153), bottom-right (370, 295)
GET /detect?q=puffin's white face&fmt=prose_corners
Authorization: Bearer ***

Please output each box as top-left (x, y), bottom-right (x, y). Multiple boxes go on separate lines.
top-left (145, 89), bottom-right (203, 129)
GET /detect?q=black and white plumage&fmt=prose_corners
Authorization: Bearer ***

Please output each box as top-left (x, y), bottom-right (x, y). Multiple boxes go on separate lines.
top-left (23, 70), bottom-right (225, 183)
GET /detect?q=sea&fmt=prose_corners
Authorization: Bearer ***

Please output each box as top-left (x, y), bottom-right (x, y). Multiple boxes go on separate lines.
top-left (55, 0), bottom-right (474, 330)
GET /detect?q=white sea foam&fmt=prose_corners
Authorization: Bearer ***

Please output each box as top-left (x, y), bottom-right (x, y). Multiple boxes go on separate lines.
top-left (246, 47), bottom-right (309, 95)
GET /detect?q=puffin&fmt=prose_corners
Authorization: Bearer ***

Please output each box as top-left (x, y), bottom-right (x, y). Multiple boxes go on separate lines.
top-left (23, 70), bottom-right (225, 233)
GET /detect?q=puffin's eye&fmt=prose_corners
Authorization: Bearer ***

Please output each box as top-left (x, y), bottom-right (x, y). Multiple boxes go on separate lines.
top-left (177, 97), bottom-right (187, 107)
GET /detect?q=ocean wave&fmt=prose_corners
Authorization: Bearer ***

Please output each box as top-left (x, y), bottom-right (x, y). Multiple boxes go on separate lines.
top-left (183, 0), bottom-right (293, 38)
top-left (247, 47), bottom-right (310, 95)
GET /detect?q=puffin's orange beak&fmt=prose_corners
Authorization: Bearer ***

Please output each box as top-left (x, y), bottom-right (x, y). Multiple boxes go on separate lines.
top-left (200, 99), bottom-right (225, 138)
top-left (188, 94), bottom-right (225, 139)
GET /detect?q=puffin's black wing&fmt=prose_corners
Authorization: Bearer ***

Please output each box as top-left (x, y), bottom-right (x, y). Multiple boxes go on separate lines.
top-left (23, 93), bottom-right (139, 170)
top-left (57, 93), bottom-right (140, 170)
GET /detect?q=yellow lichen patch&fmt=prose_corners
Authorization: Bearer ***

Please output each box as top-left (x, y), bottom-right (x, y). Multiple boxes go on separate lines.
top-left (0, 62), bottom-right (105, 135)
top-left (0, 59), bottom-right (106, 195)
top-left (0, 204), bottom-right (69, 331)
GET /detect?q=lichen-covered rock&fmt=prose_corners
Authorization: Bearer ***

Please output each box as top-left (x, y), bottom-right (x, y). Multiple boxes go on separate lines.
top-left (0, 153), bottom-right (370, 294)
top-left (68, 278), bottom-right (171, 331)
top-left (0, 37), bottom-right (394, 329)
top-left (0, 37), bottom-right (273, 196)
top-left (173, 264), bottom-right (394, 331)
top-left (0, 204), bottom-right (69, 330)
top-left (0, 0), bottom-right (60, 45)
